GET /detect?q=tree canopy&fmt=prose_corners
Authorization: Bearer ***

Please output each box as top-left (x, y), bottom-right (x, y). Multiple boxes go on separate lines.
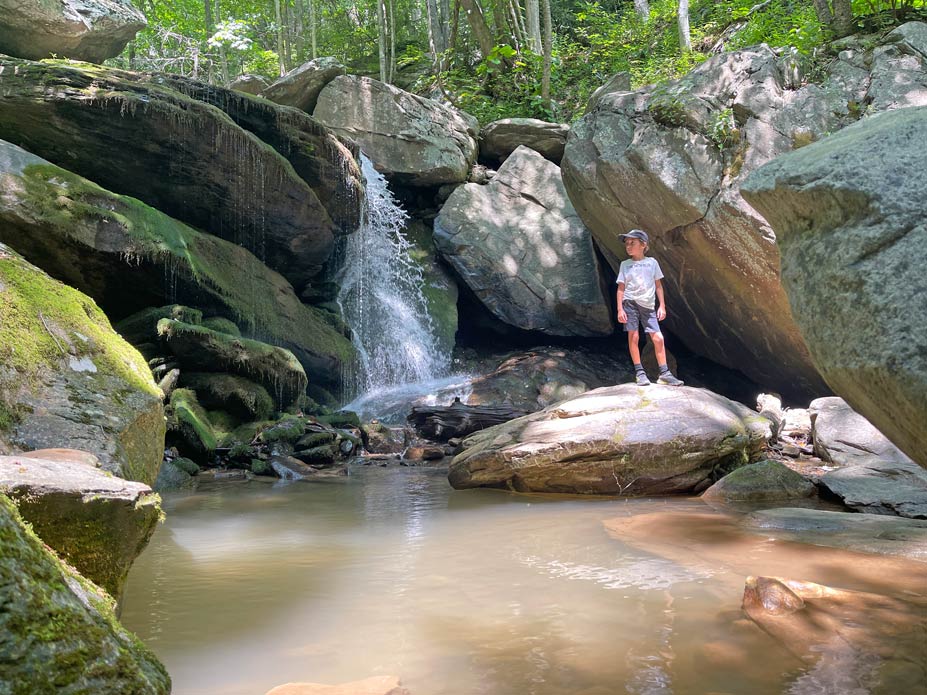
top-left (113, 0), bottom-right (927, 124)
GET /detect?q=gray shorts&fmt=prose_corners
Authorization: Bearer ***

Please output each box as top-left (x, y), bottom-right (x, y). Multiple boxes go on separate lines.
top-left (623, 300), bottom-right (661, 334)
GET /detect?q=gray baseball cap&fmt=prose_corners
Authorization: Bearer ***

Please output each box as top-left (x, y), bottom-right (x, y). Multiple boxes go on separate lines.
top-left (619, 229), bottom-right (649, 244)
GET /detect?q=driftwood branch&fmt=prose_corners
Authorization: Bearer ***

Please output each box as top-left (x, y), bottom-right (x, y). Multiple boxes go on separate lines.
top-left (407, 401), bottom-right (528, 441)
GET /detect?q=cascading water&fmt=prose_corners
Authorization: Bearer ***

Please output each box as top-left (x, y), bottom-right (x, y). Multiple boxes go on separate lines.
top-left (335, 155), bottom-right (451, 404)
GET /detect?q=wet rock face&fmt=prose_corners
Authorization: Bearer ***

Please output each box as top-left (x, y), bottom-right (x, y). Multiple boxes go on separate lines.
top-left (314, 75), bottom-right (479, 186)
top-left (562, 22), bottom-right (927, 400)
top-left (448, 384), bottom-right (770, 495)
top-left (742, 106), bottom-right (927, 471)
top-left (0, 58), bottom-right (361, 293)
top-left (0, 494), bottom-right (170, 694)
top-left (435, 146), bottom-right (613, 337)
top-left (0, 244), bottom-right (164, 485)
top-left (0, 0), bottom-right (146, 63)
top-left (0, 450), bottom-right (161, 600)
top-left (0, 140), bottom-right (355, 390)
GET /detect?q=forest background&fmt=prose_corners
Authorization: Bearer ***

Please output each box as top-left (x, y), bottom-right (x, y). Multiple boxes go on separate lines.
top-left (116, 0), bottom-right (927, 124)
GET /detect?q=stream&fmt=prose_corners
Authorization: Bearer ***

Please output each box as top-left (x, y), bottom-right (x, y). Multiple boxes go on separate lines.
top-left (121, 466), bottom-right (926, 695)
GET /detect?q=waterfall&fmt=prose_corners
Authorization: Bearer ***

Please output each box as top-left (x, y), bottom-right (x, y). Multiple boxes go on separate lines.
top-left (335, 155), bottom-right (449, 401)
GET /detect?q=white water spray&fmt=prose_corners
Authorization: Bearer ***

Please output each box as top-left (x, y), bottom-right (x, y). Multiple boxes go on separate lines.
top-left (335, 155), bottom-right (450, 400)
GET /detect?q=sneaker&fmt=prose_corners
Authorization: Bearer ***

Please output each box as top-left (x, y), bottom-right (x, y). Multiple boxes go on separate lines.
top-left (657, 372), bottom-right (684, 386)
top-left (635, 371), bottom-right (651, 386)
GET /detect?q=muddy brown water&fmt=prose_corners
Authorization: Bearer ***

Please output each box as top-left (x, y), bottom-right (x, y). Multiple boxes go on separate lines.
top-left (121, 466), bottom-right (927, 695)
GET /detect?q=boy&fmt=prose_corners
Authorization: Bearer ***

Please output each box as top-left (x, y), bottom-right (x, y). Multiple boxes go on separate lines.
top-left (616, 229), bottom-right (684, 386)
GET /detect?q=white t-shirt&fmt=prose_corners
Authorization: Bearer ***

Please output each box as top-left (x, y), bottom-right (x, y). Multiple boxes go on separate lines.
top-left (616, 257), bottom-right (664, 310)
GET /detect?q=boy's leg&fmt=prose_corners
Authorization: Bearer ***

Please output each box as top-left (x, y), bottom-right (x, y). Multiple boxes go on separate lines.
top-left (646, 319), bottom-right (684, 386)
top-left (623, 301), bottom-right (650, 385)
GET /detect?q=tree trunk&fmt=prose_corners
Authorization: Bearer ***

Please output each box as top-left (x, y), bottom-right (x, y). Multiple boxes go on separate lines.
top-left (274, 0), bottom-right (286, 75)
top-left (377, 0), bottom-right (388, 82)
top-left (831, 0), bottom-right (855, 37)
top-left (215, 0), bottom-right (230, 85)
top-left (540, 0), bottom-right (551, 106)
top-left (388, 0), bottom-right (396, 83)
top-left (425, 0), bottom-right (449, 65)
top-left (678, 0), bottom-right (691, 53)
top-left (526, 0), bottom-right (541, 53)
top-left (458, 0), bottom-right (496, 60)
top-left (309, 0), bottom-right (317, 58)
top-left (634, 0), bottom-right (650, 21)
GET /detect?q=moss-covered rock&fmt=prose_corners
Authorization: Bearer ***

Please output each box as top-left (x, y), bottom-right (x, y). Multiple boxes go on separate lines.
top-left (182, 372), bottom-right (275, 422)
top-left (0, 140), bottom-right (355, 392)
top-left (295, 431), bottom-right (337, 449)
top-left (317, 411), bottom-right (361, 429)
top-left (0, 450), bottom-right (162, 601)
top-left (159, 319), bottom-right (307, 408)
top-left (404, 220), bottom-right (459, 358)
top-left (259, 415), bottom-right (306, 444)
top-left (0, 244), bottom-right (164, 484)
top-left (0, 493), bottom-right (170, 693)
top-left (201, 316), bottom-right (241, 337)
top-left (292, 445), bottom-right (336, 466)
top-left (702, 459), bottom-right (816, 503)
top-left (153, 458), bottom-right (196, 491)
top-left (0, 56), bottom-right (354, 292)
top-left (167, 388), bottom-right (217, 455)
top-left (116, 305), bottom-right (203, 345)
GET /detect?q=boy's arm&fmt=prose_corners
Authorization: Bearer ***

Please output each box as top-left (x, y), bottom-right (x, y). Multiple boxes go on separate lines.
top-left (616, 283), bottom-right (627, 323)
top-left (655, 278), bottom-right (666, 321)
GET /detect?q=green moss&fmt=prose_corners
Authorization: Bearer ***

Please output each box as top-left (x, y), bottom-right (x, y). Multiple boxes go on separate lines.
top-left (259, 415), bottom-right (306, 443)
top-left (201, 316), bottom-right (241, 336)
top-left (251, 458), bottom-right (270, 475)
top-left (0, 493), bottom-right (170, 693)
top-left (317, 411), bottom-right (361, 429)
top-left (0, 251), bottom-right (159, 436)
top-left (182, 372), bottom-right (274, 422)
top-left (297, 445), bottom-right (335, 463)
top-left (116, 305), bottom-right (203, 344)
top-left (169, 389), bottom-right (217, 452)
top-left (171, 457), bottom-right (200, 475)
top-left (297, 431), bottom-right (337, 448)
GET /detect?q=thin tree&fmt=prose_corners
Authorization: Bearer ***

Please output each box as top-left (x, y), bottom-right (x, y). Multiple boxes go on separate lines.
top-left (812, 0), bottom-right (855, 37)
top-left (274, 0), bottom-right (287, 75)
top-left (634, 0), bottom-right (650, 21)
top-left (540, 0), bottom-right (551, 107)
top-left (309, 0), bottom-right (317, 59)
top-left (678, 0), bottom-right (691, 53)
top-left (526, 0), bottom-right (541, 53)
top-left (458, 0), bottom-right (496, 60)
top-left (377, 0), bottom-right (389, 82)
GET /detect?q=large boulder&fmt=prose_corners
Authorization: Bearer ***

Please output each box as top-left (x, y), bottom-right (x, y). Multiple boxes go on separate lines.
top-left (261, 57), bottom-right (347, 113)
top-left (741, 106), bottom-right (927, 470)
top-left (0, 450), bottom-right (161, 600)
top-left (562, 23), bottom-right (927, 399)
top-left (448, 384), bottom-right (770, 494)
top-left (701, 459), bottom-right (816, 503)
top-left (0, 0), bottom-right (146, 63)
top-left (230, 74), bottom-right (271, 95)
top-left (435, 146), bottom-right (613, 336)
top-left (480, 117), bottom-right (570, 164)
top-left (314, 75), bottom-right (479, 186)
top-left (0, 244), bottom-right (164, 485)
top-left (0, 139), bottom-right (355, 389)
top-left (0, 493), bottom-right (170, 693)
top-left (0, 57), bottom-right (362, 292)
top-left (808, 397), bottom-right (927, 518)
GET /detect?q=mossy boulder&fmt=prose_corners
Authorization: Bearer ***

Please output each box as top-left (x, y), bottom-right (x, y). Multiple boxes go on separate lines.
top-left (166, 388), bottom-right (218, 455)
top-left (201, 316), bottom-right (241, 337)
top-left (158, 319), bottom-right (307, 408)
top-left (0, 57), bottom-right (359, 292)
top-left (0, 139), bottom-right (355, 391)
top-left (448, 384), bottom-right (770, 495)
top-left (259, 416), bottom-right (306, 444)
top-left (0, 450), bottom-right (162, 601)
top-left (115, 305), bottom-right (204, 344)
top-left (0, 244), bottom-right (164, 484)
top-left (0, 493), bottom-right (169, 693)
top-left (153, 458), bottom-right (197, 491)
top-left (181, 372), bottom-right (275, 421)
top-left (702, 459), bottom-right (816, 503)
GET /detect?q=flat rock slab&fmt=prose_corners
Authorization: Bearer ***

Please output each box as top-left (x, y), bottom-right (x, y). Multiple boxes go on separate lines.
top-left (809, 397), bottom-right (927, 518)
top-left (746, 508), bottom-right (927, 562)
top-left (448, 384), bottom-right (770, 495)
top-left (743, 576), bottom-right (927, 693)
top-left (0, 451), bottom-right (161, 599)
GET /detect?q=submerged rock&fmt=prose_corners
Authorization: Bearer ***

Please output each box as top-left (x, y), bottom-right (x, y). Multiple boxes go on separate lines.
top-left (0, 244), bottom-right (164, 484)
top-left (0, 450), bottom-right (161, 600)
top-left (448, 384), bottom-right (770, 494)
top-left (435, 146), bottom-right (613, 336)
top-left (809, 397), bottom-right (927, 518)
top-left (742, 106), bottom-right (927, 470)
top-left (0, 58), bottom-right (354, 292)
top-left (0, 493), bottom-right (170, 693)
top-left (742, 576), bottom-right (927, 693)
top-left (314, 75), bottom-right (479, 186)
top-left (0, 0), bottom-right (146, 63)
top-left (266, 675), bottom-right (410, 695)
top-left (0, 140), bottom-right (354, 390)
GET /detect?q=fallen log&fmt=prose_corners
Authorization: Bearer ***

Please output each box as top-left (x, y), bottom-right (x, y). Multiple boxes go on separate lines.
top-left (407, 401), bottom-right (528, 441)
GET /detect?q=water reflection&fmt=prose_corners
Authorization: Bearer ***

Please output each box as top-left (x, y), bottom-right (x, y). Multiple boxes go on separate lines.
top-left (121, 467), bottom-right (926, 695)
